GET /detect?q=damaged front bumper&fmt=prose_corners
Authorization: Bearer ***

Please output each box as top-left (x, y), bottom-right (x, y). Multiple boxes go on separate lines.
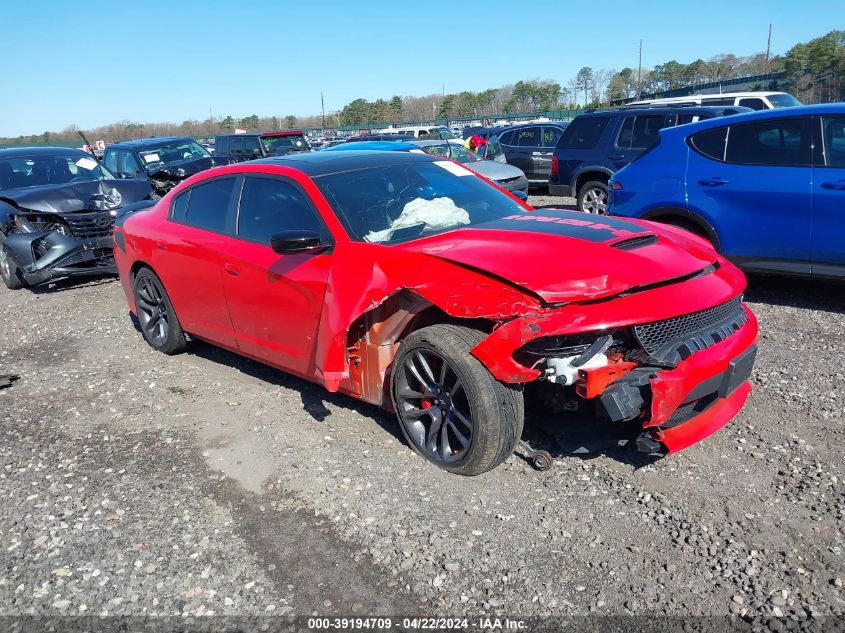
top-left (471, 266), bottom-right (758, 455)
top-left (4, 228), bottom-right (115, 286)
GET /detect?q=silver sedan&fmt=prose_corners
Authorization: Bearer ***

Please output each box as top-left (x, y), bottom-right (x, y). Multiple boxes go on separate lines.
top-left (410, 139), bottom-right (529, 193)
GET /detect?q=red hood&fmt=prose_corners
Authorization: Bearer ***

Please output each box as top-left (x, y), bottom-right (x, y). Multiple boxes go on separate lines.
top-left (397, 211), bottom-right (719, 304)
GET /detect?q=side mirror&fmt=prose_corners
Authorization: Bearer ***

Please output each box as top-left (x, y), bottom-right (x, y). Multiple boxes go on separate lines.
top-left (512, 190), bottom-right (528, 202)
top-left (270, 230), bottom-right (328, 254)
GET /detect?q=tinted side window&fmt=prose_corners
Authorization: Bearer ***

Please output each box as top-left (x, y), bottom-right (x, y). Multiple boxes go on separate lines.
top-left (556, 117), bottom-right (610, 150)
top-left (122, 152), bottom-right (142, 176)
top-left (499, 130), bottom-right (515, 145)
top-left (243, 137), bottom-right (261, 157)
top-left (690, 127), bottom-right (728, 161)
top-left (542, 126), bottom-right (563, 148)
top-left (701, 97), bottom-right (737, 106)
top-left (738, 98), bottom-right (768, 111)
top-left (237, 177), bottom-right (322, 244)
top-left (185, 178), bottom-right (236, 232)
top-left (630, 116), bottom-right (667, 149)
top-left (821, 117), bottom-right (845, 167)
top-left (104, 151), bottom-right (118, 172)
top-left (725, 118), bottom-right (812, 166)
top-left (171, 190), bottom-right (190, 222)
top-left (517, 127), bottom-right (541, 147)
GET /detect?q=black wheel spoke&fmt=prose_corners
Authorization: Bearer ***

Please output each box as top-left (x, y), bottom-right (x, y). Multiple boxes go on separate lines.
top-left (447, 420), bottom-right (470, 449)
top-left (426, 408), bottom-right (444, 454)
top-left (452, 408), bottom-right (473, 433)
top-left (396, 346), bottom-right (474, 464)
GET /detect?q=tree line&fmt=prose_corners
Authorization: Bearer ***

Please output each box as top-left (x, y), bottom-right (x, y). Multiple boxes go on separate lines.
top-left (3, 30), bottom-right (841, 146)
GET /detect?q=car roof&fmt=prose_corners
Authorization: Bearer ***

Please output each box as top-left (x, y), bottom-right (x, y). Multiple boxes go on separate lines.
top-left (254, 149), bottom-right (437, 176)
top-left (325, 141), bottom-right (418, 152)
top-left (577, 105), bottom-right (746, 118)
top-left (107, 136), bottom-right (193, 150)
top-left (659, 102), bottom-right (845, 136)
top-left (0, 146), bottom-right (89, 158)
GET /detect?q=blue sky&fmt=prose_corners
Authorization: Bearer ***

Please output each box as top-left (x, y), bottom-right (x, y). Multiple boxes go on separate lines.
top-left (1, 0), bottom-right (837, 136)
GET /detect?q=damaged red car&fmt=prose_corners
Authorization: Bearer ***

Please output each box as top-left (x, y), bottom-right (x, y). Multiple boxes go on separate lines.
top-left (113, 151), bottom-right (758, 475)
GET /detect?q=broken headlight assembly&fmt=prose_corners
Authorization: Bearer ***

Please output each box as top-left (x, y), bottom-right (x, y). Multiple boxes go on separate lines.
top-left (515, 330), bottom-right (643, 400)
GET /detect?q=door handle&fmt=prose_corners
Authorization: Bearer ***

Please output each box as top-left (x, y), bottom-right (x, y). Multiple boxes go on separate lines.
top-left (820, 180), bottom-right (845, 190)
top-left (155, 241), bottom-right (167, 251)
top-left (698, 178), bottom-right (729, 186)
top-left (224, 263), bottom-right (240, 276)
top-left (608, 154), bottom-right (625, 160)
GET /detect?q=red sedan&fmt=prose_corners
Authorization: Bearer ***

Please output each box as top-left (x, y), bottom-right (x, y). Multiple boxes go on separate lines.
top-left (114, 151), bottom-right (757, 475)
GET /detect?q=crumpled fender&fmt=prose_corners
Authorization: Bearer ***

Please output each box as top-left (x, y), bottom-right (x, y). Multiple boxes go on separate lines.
top-left (471, 261), bottom-right (747, 383)
top-left (313, 240), bottom-right (542, 390)
top-left (3, 230), bottom-right (89, 285)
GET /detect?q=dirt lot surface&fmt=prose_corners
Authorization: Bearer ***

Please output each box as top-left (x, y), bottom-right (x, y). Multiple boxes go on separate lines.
top-left (1, 194), bottom-right (843, 619)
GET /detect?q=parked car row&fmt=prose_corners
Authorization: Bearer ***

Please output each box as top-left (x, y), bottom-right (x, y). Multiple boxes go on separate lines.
top-left (3, 91), bottom-right (832, 478)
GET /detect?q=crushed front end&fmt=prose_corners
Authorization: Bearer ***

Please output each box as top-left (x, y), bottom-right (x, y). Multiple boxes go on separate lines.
top-left (3, 209), bottom-right (117, 286)
top-left (471, 267), bottom-right (758, 455)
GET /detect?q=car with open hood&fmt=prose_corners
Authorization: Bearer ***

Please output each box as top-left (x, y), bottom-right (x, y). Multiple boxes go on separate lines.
top-left (103, 136), bottom-right (234, 197)
top-left (0, 147), bottom-right (153, 289)
top-left (113, 150), bottom-right (758, 475)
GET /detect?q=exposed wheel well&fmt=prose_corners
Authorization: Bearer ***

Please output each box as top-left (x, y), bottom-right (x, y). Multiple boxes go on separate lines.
top-left (345, 290), bottom-right (495, 407)
top-left (645, 210), bottom-right (721, 252)
top-left (130, 260), bottom-right (155, 281)
top-left (574, 171), bottom-right (609, 195)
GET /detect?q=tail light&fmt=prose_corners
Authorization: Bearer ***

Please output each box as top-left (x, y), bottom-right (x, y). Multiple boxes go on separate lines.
top-left (551, 155), bottom-right (559, 175)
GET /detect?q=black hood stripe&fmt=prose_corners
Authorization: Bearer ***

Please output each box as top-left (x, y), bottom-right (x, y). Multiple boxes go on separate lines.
top-left (477, 211), bottom-right (649, 243)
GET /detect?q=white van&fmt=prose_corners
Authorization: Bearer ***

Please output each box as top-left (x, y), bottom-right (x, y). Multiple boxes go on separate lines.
top-left (627, 91), bottom-right (801, 111)
top-left (378, 125), bottom-right (453, 139)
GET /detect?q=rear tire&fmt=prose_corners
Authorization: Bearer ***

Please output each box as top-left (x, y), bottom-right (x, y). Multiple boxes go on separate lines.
top-left (391, 324), bottom-right (524, 476)
top-left (133, 268), bottom-right (188, 355)
top-left (0, 243), bottom-right (26, 290)
top-left (577, 180), bottom-right (608, 214)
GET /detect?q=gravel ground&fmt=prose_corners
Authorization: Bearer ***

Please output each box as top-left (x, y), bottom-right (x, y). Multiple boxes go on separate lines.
top-left (1, 196), bottom-right (843, 619)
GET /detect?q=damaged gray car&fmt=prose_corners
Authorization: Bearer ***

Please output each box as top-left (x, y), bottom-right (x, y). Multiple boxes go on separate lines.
top-left (0, 147), bottom-right (154, 289)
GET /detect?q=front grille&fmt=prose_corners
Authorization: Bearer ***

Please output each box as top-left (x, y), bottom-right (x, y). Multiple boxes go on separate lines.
top-left (498, 176), bottom-right (521, 184)
top-left (633, 296), bottom-right (746, 360)
top-left (59, 247), bottom-right (113, 267)
top-left (62, 212), bottom-right (114, 239)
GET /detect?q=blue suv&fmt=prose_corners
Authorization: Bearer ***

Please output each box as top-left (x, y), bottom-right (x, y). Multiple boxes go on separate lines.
top-left (548, 106), bottom-right (750, 212)
top-left (608, 104), bottom-right (845, 278)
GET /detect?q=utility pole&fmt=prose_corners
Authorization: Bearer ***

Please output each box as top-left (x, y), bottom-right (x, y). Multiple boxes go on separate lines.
top-left (320, 92), bottom-right (325, 136)
top-left (636, 39), bottom-right (643, 100)
top-left (765, 24), bottom-right (772, 73)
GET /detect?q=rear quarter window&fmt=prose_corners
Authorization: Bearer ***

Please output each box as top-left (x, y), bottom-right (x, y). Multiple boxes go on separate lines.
top-left (556, 117), bottom-right (610, 150)
top-left (689, 127), bottom-right (728, 161)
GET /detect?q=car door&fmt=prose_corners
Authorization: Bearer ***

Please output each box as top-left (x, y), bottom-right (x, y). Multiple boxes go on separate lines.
top-left (685, 116), bottom-right (813, 272)
top-left (811, 114), bottom-right (845, 275)
top-left (121, 151), bottom-right (144, 178)
top-left (217, 175), bottom-right (332, 376)
top-left (536, 126), bottom-right (563, 179)
top-left (610, 114), bottom-right (669, 171)
top-left (157, 177), bottom-right (239, 349)
top-left (512, 127), bottom-right (541, 180)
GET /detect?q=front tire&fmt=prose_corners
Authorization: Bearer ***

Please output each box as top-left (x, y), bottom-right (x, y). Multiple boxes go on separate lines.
top-left (391, 324), bottom-right (524, 476)
top-left (0, 243), bottom-right (26, 290)
top-left (133, 268), bottom-right (188, 355)
top-left (577, 180), bottom-right (608, 214)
